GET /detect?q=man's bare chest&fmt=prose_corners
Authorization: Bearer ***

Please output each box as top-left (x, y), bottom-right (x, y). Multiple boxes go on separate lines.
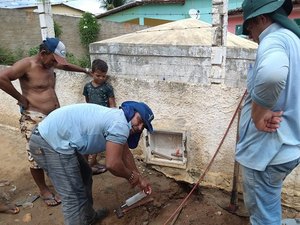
top-left (20, 72), bottom-right (56, 91)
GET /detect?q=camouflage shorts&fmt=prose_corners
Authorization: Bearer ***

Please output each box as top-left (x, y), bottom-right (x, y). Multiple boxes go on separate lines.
top-left (19, 111), bottom-right (46, 169)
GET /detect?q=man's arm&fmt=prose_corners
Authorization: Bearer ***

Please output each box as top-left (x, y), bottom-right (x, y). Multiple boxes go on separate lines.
top-left (55, 63), bottom-right (91, 76)
top-left (251, 40), bottom-right (287, 132)
top-left (105, 141), bottom-right (151, 193)
top-left (108, 97), bottom-right (116, 108)
top-left (121, 143), bottom-right (139, 173)
top-left (0, 59), bottom-right (30, 108)
top-left (105, 141), bottom-right (136, 179)
top-left (251, 101), bottom-right (282, 132)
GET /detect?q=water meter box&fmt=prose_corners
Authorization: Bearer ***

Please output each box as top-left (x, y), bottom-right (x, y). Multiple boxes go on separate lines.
top-left (143, 130), bottom-right (187, 169)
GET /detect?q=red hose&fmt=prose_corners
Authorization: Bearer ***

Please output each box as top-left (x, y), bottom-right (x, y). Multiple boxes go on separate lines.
top-left (163, 90), bottom-right (247, 225)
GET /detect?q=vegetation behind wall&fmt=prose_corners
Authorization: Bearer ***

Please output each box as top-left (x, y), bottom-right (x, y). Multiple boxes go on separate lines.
top-left (0, 8), bottom-right (147, 66)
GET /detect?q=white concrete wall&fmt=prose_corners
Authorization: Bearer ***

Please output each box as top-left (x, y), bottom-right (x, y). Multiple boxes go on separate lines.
top-left (89, 43), bottom-right (255, 87)
top-left (111, 77), bottom-right (300, 210)
top-left (0, 65), bottom-right (299, 210)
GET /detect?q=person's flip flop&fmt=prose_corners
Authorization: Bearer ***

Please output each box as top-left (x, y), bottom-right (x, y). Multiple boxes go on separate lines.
top-left (41, 193), bottom-right (61, 207)
top-left (91, 208), bottom-right (109, 225)
top-left (0, 203), bottom-right (20, 214)
top-left (92, 164), bottom-right (107, 175)
top-left (281, 218), bottom-right (300, 225)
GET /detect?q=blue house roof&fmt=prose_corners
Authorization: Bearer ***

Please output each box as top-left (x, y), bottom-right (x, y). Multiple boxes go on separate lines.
top-left (96, 0), bottom-right (210, 26)
top-left (95, 0), bottom-right (248, 26)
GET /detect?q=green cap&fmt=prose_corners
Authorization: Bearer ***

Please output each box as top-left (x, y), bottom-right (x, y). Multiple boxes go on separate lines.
top-left (242, 0), bottom-right (293, 35)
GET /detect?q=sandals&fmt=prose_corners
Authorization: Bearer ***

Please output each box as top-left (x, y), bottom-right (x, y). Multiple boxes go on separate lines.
top-left (41, 193), bottom-right (61, 207)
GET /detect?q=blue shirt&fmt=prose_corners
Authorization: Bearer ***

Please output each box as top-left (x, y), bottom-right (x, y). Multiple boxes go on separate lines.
top-left (38, 103), bottom-right (130, 155)
top-left (236, 23), bottom-right (300, 171)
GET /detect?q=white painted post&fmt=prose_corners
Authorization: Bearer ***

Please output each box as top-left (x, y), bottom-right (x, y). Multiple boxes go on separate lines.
top-left (210, 0), bottom-right (228, 84)
top-left (37, 0), bottom-right (55, 40)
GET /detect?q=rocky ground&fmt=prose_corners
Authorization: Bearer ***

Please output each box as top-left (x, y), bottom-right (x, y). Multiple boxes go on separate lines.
top-left (0, 126), bottom-right (299, 225)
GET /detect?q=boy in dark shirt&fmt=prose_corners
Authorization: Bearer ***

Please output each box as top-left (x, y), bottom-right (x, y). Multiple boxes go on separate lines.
top-left (83, 59), bottom-right (116, 174)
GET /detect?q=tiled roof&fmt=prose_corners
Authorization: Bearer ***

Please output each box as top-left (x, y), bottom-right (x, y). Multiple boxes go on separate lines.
top-left (96, 0), bottom-right (185, 18)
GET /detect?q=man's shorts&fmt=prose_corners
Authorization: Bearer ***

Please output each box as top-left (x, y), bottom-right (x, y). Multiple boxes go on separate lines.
top-left (19, 110), bottom-right (46, 169)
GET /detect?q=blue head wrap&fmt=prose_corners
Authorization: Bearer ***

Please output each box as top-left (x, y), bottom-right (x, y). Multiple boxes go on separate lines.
top-left (120, 101), bottom-right (154, 149)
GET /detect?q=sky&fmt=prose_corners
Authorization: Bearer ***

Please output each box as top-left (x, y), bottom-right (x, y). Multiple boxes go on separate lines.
top-left (0, 0), bottom-right (107, 15)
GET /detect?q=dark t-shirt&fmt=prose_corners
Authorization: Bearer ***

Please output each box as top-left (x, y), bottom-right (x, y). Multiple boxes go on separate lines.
top-left (83, 81), bottom-right (115, 107)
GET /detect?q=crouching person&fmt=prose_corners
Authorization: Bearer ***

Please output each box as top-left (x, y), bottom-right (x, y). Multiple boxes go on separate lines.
top-left (28, 101), bottom-right (154, 225)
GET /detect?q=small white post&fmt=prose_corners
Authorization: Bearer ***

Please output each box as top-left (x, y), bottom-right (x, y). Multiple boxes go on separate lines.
top-left (37, 0), bottom-right (55, 40)
top-left (210, 0), bottom-right (228, 84)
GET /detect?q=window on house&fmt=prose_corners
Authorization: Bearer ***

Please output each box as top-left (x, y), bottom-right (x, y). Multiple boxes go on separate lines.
top-left (235, 24), bottom-right (243, 35)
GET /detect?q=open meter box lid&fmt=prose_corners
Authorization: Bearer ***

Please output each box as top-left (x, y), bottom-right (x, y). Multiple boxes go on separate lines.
top-left (143, 129), bottom-right (187, 169)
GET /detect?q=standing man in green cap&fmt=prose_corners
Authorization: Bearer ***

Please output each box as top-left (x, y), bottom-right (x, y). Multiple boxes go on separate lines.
top-left (235, 0), bottom-right (300, 224)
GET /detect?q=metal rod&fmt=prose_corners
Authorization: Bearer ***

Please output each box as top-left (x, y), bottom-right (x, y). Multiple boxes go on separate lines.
top-left (151, 150), bottom-right (173, 160)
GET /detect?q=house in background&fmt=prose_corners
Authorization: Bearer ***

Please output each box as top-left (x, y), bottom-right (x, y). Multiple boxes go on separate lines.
top-left (0, 2), bottom-right (84, 16)
top-left (229, 0), bottom-right (300, 35)
top-left (96, 0), bottom-right (209, 26)
top-left (97, 0), bottom-right (300, 35)
top-left (0, 0), bottom-right (105, 16)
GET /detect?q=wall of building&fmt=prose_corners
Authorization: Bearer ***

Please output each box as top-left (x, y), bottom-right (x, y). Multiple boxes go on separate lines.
top-left (89, 43), bottom-right (254, 88)
top-left (21, 5), bottom-right (84, 17)
top-left (50, 5), bottom-right (84, 16)
top-left (87, 41), bottom-right (299, 210)
top-left (0, 8), bottom-right (147, 59)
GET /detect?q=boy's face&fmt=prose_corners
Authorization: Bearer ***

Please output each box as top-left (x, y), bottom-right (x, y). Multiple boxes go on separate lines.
top-left (92, 69), bottom-right (107, 85)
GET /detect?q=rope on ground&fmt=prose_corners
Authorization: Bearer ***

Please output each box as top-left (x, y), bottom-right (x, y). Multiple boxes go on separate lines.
top-left (162, 90), bottom-right (247, 225)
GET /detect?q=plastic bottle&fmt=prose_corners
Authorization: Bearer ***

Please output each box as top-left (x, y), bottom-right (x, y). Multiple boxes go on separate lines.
top-left (22, 202), bottom-right (34, 209)
top-left (125, 191), bottom-right (147, 207)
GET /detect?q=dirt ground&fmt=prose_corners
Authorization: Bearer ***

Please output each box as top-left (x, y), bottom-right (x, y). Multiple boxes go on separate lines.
top-left (0, 126), bottom-right (299, 225)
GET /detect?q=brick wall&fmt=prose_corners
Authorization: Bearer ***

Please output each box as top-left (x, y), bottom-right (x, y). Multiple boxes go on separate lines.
top-left (0, 8), bottom-right (147, 59)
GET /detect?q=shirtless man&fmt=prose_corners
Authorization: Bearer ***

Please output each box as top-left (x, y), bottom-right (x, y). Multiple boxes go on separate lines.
top-left (0, 38), bottom-right (90, 206)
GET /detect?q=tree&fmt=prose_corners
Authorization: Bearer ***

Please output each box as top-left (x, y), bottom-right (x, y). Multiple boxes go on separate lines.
top-left (78, 12), bottom-right (100, 49)
top-left (100, 0), bottom-right (128, 10)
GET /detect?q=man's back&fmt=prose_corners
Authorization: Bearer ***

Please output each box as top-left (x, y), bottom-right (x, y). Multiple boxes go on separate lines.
top-left (38, 103), bottom-right (129, 154)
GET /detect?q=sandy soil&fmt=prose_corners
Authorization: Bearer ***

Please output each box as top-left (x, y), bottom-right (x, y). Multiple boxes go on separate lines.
top-left (0, 126), bottom-right (298, 225)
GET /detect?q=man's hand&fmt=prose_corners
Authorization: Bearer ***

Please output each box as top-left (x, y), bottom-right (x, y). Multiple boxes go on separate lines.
top-left (139, 177), bottom-right (152, 195)
top-left (17, 96), bottom-right (29, 111)
top-left (106, 142), bottom-right (152, 195)
top-left (130, 172), bottom-right (152, 194)
top-left (252, 101), bottom-right (283, 132)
